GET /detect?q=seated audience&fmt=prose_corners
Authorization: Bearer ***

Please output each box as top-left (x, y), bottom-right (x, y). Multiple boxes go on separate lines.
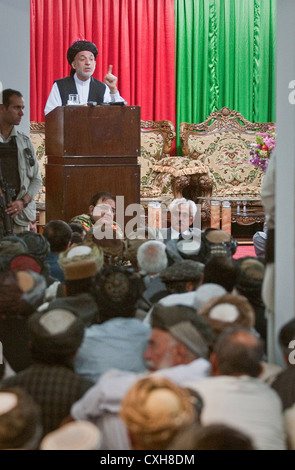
top-left (136, 240), bottom-right (168, 316)
top-left (43, 241), bottom-right (104, 326)
top-left (123, 227), bottom-right (159, 269)
top-left (271, 318), bottom-right (295, 410)
top-left (18, 231), bottom-right (55, 286)
top-left (197, 293), bottom-right (256, 338)
top-left (74, 264), bottom-right (150, 383)
top-left (202, 255), bottom-right (241, 292)
top-left (70, 190), bottom-right (123, 238)
top-left (67, 303), bottom-right (215, 450)
top-left (160, 260), bottom-right (204, 295)
top-left (0, 387), bottom-right (42, 450)
top-left (0, 308), bottom-right (94, 437)
top-left (235, 256), bottom-right (267, 349)
top-left (119, 376), bottom-right (199, 450)
top-left (0, 269), bottom-right (47, 372)
top-left (69, 222), bottom-right (87, 241)
top-left (192, 423), bottom-right (255, 450)
top-left (43, 220), bottom-right (73, 282)
top-left (39, 420), bottom-right (102, 450)
top-left (186, 327), bottom-right (287, 450)
top-left (198, 228), bottom-right (238, 264)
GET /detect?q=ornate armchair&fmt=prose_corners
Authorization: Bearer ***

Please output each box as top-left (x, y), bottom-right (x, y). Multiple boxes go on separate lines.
top-left (30, 121), bottom-right (46, 230)
top-left (30, 121), bottom-right (46, 202)
top-left (179, 107), bottom-right (273, 228)
top-left (140, 120), bottom-right (209, 204)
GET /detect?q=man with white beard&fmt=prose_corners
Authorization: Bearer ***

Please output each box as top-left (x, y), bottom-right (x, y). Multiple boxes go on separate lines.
top-left (64, 304), bottom-right (215, 450)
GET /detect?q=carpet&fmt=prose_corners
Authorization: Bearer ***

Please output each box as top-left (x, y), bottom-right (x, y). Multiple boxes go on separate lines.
top-left (233, 244), bottom-right (256, 259)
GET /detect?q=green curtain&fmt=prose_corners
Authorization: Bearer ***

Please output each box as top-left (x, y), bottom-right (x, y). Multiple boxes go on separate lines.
top-left (175, 0), bottom-right (276, 152)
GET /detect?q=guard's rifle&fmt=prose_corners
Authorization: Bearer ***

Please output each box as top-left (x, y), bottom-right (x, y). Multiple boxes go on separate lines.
top-left (0, 159), bottom-right (16, 237)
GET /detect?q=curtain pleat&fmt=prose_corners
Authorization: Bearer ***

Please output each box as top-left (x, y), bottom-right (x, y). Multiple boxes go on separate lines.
top-left (30, 0), bottom-right (276, 155)
top-left (175, 0), bottom-right (276, 152)
top-left (30, 0), bottom-right (176, 126)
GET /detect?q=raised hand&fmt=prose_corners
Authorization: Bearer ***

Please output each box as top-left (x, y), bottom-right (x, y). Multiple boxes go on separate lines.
top-left (104, 65), bottom-right (118, 94)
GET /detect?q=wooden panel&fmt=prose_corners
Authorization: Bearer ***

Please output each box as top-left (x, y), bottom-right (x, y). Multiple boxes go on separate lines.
top-left (45, 105), bottom-right (141, 157)
top-left (45, 159), bottom-right (140, 230)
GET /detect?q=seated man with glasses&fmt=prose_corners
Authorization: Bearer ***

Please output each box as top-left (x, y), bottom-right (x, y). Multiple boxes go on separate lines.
top-left (70, 191), bottom-right (123, 239)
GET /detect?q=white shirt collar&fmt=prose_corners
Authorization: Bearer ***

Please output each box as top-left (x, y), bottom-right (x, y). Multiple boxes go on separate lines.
top-left (74, 73), bottom-right (91, 87)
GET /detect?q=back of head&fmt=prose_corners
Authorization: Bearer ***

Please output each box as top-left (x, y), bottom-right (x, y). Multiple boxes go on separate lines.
top-left (193, 424), bottom-right (255, 450)
top-left (92, 233), bottom-right (125, 265)
top-left (0, 387), bottom-right (42, 450)
top-left (203, 255), bottom-right (241, 292)
top-left (235, 256), bottom-right (265, 298)
top-left (43, 220), bottom-right (73, 253)
top-left (0, 235), bottom-right (28, 257)
top-left (151, 303), bottom-right (216, 358)
top-left (198, 293), bottom-right (255, 338)
top-left (137, 240), bottom-right (168, 275)
top-left (40, 421), bottom-right (102, 450)
top-left (18, 232), bottom-right (50, 264)
top-left (0, 269), bottom-right (47, 318)
top-left (160, 260), bottom-right (204, 294)
top-left (58, 241), bottom-right (104, 295)
top-left (94, 265), bottom-right (145, 321)
top-left (28, 308), bottom-right (85, 364)
top-left (119, 376), bottom-right (197, 450)
top-left (194, 283), bottom-right (227, 310)
top-left (123, 227), bottom-right (159, 267)
top-left (212, 327), bottom-right (264, 377)
top-left (198, 228), bottom-right (238, 264)
top-left (0, 236), bottom-right (29, 275)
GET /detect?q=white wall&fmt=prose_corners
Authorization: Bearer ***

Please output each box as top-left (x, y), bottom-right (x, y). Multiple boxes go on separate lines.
top-left (274, 0), bottom-right (295, 364)
top-left (0, 0), bottom-right (30, 133)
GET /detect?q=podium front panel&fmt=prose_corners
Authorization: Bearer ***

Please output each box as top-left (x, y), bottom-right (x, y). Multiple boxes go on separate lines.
top-left (45, 156), bottom-right (140, 232)
top-left (45, 105), bottom-right (141, 157)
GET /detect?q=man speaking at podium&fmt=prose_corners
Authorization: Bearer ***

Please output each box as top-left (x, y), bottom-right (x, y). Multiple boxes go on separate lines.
top-left (45, 39), bottom-right (125, 115)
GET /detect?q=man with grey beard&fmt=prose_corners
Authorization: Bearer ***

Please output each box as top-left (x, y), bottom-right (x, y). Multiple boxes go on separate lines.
top-left (63, 303), bottom-right (215, 450)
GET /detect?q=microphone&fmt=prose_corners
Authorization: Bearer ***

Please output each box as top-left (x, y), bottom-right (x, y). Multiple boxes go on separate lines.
top-left (24, 148), bottom-right (35, 167)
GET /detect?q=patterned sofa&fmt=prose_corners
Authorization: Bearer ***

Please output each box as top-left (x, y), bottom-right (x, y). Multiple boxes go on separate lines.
top-left (140, 119), bottom-right (209, 203)
top-left (30, 121), bottom-right (46, 204)
top-left (179, 107), bottom-right (273, 228)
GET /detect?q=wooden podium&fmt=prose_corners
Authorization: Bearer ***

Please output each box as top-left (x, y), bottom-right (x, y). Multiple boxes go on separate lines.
top-left (45, 105), bottom-right (141, 232)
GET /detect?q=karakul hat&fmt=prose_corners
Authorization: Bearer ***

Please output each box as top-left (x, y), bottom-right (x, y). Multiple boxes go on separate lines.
top-left (28, 308), bottom-right (85, 357)
top-left (160, 260), bottom-right (204, 283)
top-left (58, 242), bottom-right (104, 278)
top-left (197, 293), bottom-right (255, 336)
top-left (67, 40), bottom-right (98, 65)
top-left (63, 259), bottom-right (98, 281)
top-left (0, 237), bottom-right (28, 257)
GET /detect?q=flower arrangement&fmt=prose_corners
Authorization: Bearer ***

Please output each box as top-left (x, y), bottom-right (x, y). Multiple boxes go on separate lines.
top-left (249, 126), bottom-right (276, 172)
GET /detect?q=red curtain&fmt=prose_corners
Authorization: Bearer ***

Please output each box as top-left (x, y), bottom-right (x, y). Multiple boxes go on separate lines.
top-left (30, 0), bottom-right (176, 126)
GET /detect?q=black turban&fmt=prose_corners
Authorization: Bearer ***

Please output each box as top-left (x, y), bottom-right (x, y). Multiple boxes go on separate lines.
top-left (67, 40), bottom-right (98, 65)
